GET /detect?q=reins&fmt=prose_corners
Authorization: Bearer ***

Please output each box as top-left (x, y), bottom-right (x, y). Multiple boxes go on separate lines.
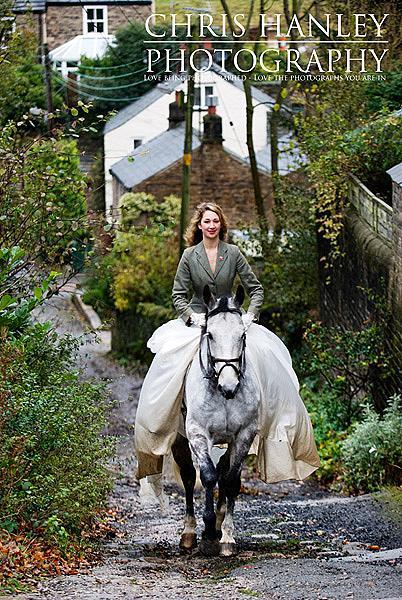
top-left (198, 306), bottom-right (246, 393)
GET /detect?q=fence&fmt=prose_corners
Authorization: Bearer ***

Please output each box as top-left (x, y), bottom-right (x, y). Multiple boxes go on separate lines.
top-left (348, 174), bottom-right (393, 245)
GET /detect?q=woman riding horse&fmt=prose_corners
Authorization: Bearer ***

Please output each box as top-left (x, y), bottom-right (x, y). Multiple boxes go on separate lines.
top-left (135, 202), bottom-right (320, 489)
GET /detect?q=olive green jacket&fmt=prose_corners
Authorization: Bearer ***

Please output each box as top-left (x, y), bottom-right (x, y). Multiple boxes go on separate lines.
top-left (172, 240), bottom-right (264, 322)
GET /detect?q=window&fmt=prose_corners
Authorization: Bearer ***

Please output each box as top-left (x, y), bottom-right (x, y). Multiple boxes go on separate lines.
top-left (194, 87), bottom-right (201, 107)
top-left (54, 60), bottom-right (79, 79)
top-left (133, 139), bottom-right (142, 150)
top-left (193, 84), bottom-right (215, 109)
top-left (83, 6), bottom-right (108, 35)
top-left (205, 85), bottom-right (214, 101)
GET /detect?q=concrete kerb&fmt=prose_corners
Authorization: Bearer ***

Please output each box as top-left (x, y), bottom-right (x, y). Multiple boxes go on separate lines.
top-left (72, 291), bottom-right (102, 330)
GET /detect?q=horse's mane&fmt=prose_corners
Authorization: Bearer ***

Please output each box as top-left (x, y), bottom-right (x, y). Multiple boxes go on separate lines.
top-left (216, 296), bottom-right (229, 312)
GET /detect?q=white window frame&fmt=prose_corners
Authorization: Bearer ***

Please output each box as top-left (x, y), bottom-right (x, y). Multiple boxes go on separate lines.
top-left (83, 5), bottom-right (108, 35)
top-left (193, 84), bottom-right (215, 109)
top-left (54, 60), bottom-right (79, 79)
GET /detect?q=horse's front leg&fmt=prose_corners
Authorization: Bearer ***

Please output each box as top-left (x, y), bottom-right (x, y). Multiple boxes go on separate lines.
top-left (216, 449), bottom-right (230, 536)
top-left (188, 433), bottom-right (221, 556)
top-left (220, 427), bottom-right (257, 557)
top-left (171, 434), bottom-right (197, 552)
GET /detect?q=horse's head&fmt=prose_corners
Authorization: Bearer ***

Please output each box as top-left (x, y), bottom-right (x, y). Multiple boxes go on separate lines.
top-left (202, 285), bottom-right (246, 399)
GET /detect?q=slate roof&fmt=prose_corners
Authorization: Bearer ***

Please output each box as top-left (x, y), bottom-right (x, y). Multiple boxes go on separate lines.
top-left (13, 0), bottom-right (150, 11)
top-left (104, 64), bottom-right (278, 134)
top-left (387, 162), bottom-right (402, 186)
top-left (104, 77), bottom-right (186, 134)
top-left (210, 63), bottom-right (277, 108)
top-left (13, 0), bottom-right (45, 12)
top-left (110, 122), bottom-right (275, 189)
top-left (110, 123), bottom-right (202, 189)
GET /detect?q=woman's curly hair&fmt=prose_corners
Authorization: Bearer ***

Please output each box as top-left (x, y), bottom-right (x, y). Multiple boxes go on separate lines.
top-left (184, 202), bottom-right (229, 247)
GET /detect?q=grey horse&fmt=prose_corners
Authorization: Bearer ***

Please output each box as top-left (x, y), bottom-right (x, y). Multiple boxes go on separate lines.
top-left (172, 284), bottom-right (260, 557)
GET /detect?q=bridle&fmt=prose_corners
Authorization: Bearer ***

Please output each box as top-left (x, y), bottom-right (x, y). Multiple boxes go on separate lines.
top-left (199, 305), bottom-right (246, 395)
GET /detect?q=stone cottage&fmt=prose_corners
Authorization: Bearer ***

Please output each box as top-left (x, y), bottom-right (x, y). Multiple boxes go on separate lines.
top-left (104, 63), bottom-right (299, 215)
top-left (12, 0), bottom-right (153, 76)
top-left (13, 0), bottom-right (153, 49)
top-left (109, 99), bottom-right (274, 229)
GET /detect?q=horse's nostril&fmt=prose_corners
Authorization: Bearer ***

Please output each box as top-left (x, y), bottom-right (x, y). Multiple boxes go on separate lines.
top-left (219, 386), bottom-right (235, 399)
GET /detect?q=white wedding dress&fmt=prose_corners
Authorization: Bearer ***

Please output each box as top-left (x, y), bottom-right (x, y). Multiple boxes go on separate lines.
top-left (135, 318), bottom-right (320, 483)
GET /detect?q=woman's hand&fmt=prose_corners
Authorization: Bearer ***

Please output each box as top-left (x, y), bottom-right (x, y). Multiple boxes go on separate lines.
top-left (242, 312), bottom-right (255, 330)
top-left (190, 312), bottom-right (206, 328)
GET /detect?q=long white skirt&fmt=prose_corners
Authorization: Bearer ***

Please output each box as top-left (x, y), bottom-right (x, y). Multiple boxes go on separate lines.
top-left (135, 319), bottom-right (320, 483)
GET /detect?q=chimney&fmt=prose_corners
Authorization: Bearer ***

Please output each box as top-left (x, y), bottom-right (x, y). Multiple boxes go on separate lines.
top-left (168, 90), bottom-right (185, 129)
top-left (202, 99), bottom-right (223, 144)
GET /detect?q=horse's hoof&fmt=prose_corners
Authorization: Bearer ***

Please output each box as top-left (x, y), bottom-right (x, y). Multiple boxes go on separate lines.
top-left (179, 533), bottom-right (197, 552)
top-left (220, 542), bottom-right (237, 557)
top-left (199, 538), bottom-right (221, 557)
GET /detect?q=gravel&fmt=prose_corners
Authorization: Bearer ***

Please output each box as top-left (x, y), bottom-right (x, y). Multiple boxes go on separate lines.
top-left (7, 289), bottom-right (401, 600)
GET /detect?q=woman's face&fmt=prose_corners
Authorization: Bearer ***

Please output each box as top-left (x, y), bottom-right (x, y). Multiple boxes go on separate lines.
top-left (198, 210), bottom-right (221, 240)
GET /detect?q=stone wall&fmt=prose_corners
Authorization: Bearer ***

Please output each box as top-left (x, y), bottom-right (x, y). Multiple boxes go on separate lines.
top-left (389, 182), bottom-right (402, 384)
top-left (16, 3), bottom-right (152, 50)
top-left (318, 176), bottom-right (402, 406)
top-left (46, 4), bottom-right (151, 49)
top-left (390, 183), bottom-right (402, 321)
top-left (318, 211), bottom-right (392, 329)
top-left (127, 143), bottom-right (274, 228)
top-left (15, 12), bottom-right (41, 40)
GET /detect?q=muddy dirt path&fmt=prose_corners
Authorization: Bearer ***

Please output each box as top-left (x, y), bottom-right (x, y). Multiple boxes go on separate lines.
top-left (8, 289), bottom-right (402, 600)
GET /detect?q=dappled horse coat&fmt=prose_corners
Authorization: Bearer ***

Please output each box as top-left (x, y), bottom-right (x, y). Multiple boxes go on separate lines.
top-left (135, 240), bottom-right (320, 482)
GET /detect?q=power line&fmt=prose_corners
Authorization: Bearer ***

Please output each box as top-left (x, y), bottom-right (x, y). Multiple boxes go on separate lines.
top-left (69, 74), bottom-right (165, 92)
top-left (79, 54), bottom-right (146, 71)
top-left (79, 64), bottom-right (149, 80)
top-left (52, 73), bottom-right (151, 102)
top-left (53, 67), bottom-right (167, 93)
top-left (77, 39), bottom-right (174, 72)
top-left (78, 49), bottom-right (178, 80)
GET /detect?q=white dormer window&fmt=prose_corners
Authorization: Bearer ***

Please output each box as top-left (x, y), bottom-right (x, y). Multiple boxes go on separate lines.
top-left (194, 85), bottom-right (215, 109)
top-left (83, 6), bottom-right (108, 35)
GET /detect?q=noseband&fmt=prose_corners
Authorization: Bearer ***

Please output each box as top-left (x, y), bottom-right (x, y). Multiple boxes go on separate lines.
top-left (199, 305), bottom-right (246, 394)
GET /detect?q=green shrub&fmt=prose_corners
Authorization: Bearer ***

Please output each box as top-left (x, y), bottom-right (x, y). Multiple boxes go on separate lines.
top-left (0, 323), bottom-right (114, 542)
top-left (240, 176), bottom-right (318, 351)
top-left (0, 125), bottom-right (88, 267)
top-left (303, 320), bottom-right (393, 426)
top-left (341, 396), bottom-right (402, 493)
top-left (0, 247), bottom-right (59, 333)
top-left (25, 138), bottom-right (88, 260)
top-left (84, 193), bottom-right (180, 359)
top-left (0, 25), bottom-right (63, 127)
top-left (302, 384), bottom-right (348, 483)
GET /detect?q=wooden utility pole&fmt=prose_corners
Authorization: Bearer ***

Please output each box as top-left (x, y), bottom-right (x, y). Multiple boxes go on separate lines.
top-left (179, 40), bottom-right (195, 257)
top-left (41, 13), bottom-right (54, 133)
top-left (244, 76), bottom-right (268, 235)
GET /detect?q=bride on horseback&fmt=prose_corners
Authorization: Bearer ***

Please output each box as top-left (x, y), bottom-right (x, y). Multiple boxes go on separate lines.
top-left (135, 202), bottom-right (320, 485)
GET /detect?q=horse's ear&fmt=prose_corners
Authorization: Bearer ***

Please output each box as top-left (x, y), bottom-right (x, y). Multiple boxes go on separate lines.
top-left (234, 285), bottom-right (245, 308)
top-left (203, 285), bottom-right (215, 308)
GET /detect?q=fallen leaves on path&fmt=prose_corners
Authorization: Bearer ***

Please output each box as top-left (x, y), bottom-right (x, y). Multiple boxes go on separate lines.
top-left (0, 533), bottom-right (96, 593)
top-left (0, 512), bottom-right (120, 594)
